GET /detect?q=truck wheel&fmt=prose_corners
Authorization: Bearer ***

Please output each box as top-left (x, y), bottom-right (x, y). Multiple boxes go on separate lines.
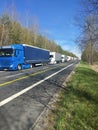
top-left (30, 64), bottom-right (33, 68)
top-left (17, 64), bottom-right (22, 70)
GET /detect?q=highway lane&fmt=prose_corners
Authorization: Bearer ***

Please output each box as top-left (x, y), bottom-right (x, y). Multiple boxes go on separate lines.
top-left (0, 62), bottom-right (70, 101)
top-left (0, 61), bottom-right (77, 130)
top-left (0, 63), bottom-right (68, 82)
top-left (0, 62), bottom-right (71, 85)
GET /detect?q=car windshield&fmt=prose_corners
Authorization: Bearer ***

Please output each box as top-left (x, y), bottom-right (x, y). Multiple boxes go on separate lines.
top-left (0, 48), bottom-right (15, 57)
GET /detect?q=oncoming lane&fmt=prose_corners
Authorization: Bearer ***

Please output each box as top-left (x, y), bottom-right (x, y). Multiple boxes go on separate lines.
top-left (0, 62), bottom-right (70, 86)
top-left (0, 62), bottom-right (71, 102)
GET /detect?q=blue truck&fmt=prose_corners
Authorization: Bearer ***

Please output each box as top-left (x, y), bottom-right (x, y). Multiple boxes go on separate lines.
top-left (0, 44), bottom-right (50, 70)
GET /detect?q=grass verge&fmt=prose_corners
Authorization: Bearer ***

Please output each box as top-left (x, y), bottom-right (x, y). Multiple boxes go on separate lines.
top-left (49, 62), bottom-right (98, 130)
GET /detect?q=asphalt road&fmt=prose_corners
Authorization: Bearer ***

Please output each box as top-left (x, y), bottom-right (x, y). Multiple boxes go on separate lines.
top-left (0, 61), bottom-right (77, 130)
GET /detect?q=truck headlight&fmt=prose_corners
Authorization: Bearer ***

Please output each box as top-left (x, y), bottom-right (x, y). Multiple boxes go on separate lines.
top-left (10, 64), bottom-right (13, 67)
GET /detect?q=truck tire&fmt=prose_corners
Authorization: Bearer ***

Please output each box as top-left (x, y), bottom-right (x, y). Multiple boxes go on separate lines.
top-left (30, 64), bottom-right (33, 68)
top-left (30, 64), bottom-right (35, 68)
top-left (17, 64), bottom-right (22, 70)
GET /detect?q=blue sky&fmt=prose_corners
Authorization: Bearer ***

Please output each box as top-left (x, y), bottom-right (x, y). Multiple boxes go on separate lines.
top-left (0, 0), bottom-right (82, 58)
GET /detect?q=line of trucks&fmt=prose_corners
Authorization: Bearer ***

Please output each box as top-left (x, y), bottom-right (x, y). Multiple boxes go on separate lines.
top-left (0, 44), bottom-right (76, 70)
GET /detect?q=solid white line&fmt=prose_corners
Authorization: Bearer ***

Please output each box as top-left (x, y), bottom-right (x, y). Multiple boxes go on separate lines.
top-left (0, 63), bottom-right (73, 107)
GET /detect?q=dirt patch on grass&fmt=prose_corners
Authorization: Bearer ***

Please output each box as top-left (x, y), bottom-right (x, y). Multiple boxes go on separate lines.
top-left (90, 63), bottom-right (98, 73)
top-left (33, 92), bottom-right (60, 130)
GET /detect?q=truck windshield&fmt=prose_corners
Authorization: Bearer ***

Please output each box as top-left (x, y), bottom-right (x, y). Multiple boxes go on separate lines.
top-left (50, 55), bottom-right (53, 58)
top-left (0, 49), bottom-right (15, 57)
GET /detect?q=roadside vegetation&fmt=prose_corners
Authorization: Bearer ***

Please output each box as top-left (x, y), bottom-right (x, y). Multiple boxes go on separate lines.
top-left (47, 61), bottom-right (98, 130)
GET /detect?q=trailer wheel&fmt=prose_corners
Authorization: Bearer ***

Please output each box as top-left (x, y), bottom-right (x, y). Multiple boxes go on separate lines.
top-left (17, 64), bottom-right (22, 70)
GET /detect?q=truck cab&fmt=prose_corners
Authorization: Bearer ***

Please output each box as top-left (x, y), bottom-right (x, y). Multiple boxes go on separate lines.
top-left (0, 44), bottom-right (24, 70)
top-left (49, 52), bottom-right (61, 64)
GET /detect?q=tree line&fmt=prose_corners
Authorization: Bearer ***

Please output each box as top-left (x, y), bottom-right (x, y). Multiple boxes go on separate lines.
top-left (0, 13), bottom-right (76, 57)
top-left (76, 0), bottom-right (98, 64)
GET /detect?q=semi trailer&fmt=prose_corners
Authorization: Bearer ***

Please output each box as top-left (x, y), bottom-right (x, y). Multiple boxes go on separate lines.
top-left (0, 44), bottom-right (50, 70)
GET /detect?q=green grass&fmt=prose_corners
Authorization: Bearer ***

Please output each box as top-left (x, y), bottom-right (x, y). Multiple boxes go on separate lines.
top-left (53, 62), bottom-right (98, 130)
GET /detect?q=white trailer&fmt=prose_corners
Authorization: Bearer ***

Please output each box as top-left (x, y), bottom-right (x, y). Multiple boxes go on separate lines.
top-left (61, 54), bottom-right (67, 62)
top-left (50, 52), bottom-right (61, 64)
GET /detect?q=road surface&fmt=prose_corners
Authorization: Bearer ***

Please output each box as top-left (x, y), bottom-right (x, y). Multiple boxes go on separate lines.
top-left (0, 61), bottom-right (77, 130)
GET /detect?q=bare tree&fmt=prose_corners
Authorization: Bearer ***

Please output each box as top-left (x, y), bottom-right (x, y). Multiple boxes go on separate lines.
top-left (76, 0), bottom-right (98, 64)
top-left (0, 13), bottom-right (11, 45)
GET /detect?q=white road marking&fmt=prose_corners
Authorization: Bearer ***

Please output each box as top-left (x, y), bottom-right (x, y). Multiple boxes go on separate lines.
top-left (0, 63), bottom-right (73, 107)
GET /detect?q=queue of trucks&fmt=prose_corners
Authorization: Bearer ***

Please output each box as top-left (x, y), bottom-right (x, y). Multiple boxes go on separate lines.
top-left (0, 44), bottom-right (76, 70)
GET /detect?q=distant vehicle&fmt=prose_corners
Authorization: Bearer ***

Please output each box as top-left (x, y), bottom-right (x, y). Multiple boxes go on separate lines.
top-left (50, 52), bottom-right (61, 64)
top-left (0, 44), bottom-right (50, 70)
top-left (61, 54), bottom-right (67, 63)
top-left (67, 56), bottom-right (72, 61)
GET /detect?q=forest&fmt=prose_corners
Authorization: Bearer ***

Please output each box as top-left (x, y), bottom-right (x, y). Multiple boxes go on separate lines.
top-left (0, 12), bottom-right (76, 57)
